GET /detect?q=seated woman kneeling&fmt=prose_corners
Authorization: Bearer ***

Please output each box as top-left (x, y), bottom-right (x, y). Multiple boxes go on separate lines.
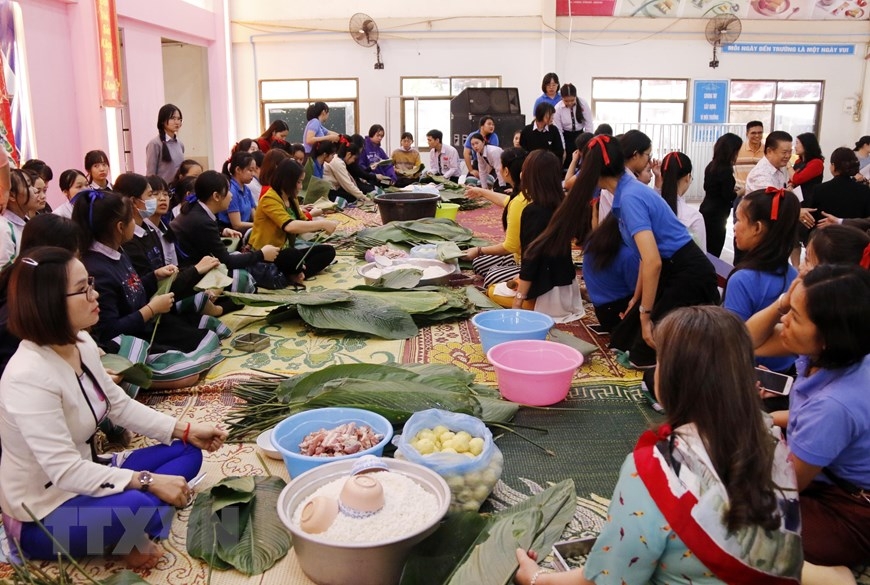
top-left (515, 306), bottom-right (803, 585)
top-left (0, 247), bottom-right (226, 568)
top-left (250, 159), bottom-right (337, 285)
top-left (747, 264), bottom-right (870, 576)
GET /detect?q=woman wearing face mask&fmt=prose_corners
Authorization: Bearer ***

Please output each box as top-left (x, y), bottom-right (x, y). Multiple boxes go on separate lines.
top-left (114, 173), bottom-right (222, 314)
top-left (73, 190), bottom-right (224, 389)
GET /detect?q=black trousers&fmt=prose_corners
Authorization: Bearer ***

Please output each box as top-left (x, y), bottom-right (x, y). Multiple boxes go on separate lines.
top-left (701, 206), bottom-right (730, 257)
top-left (274, 244), bottom-right (336, 279)
top-left (610, 241), bottom-right (720, 365)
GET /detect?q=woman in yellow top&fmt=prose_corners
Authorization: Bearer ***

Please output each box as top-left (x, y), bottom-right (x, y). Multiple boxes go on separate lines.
top-left (463, 147), bottom-right (530, 286)
top-left (250, 159), bottom-right (338, 286)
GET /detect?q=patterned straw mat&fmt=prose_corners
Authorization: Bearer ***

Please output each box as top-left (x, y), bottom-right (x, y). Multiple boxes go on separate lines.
top-left (3, 202), bottom-right (866, 583)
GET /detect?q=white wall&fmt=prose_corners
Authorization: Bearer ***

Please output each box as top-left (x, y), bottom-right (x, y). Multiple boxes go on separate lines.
top-left (162, 42), bottom-right (213, 166)
top-left (229, 3), bottom-right (870, 162)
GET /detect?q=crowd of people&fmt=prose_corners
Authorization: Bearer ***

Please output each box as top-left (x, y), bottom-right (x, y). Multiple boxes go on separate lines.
top-left (0, 82), bottom-right (868, 584)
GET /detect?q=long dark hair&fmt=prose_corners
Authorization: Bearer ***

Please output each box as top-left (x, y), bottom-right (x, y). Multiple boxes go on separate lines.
top-left (306, 101), bottom-right (329, 121)
top-left (171, 160), bottom-right (203, 188)
top-left (655, 306), bottom-right (782, 532)
top-left (71, 190), bottom-right (134, 248)
top-left (84, 150), bottom-right (109, 181)
top-left (520, 150), bottom-right (563, 208)
top-left (524, 135), bottom-right (624, 262)
top-left (796, 132), bottom-right (823, 163)
top-left (500, 147), bottom-right (528, 231)
top-left (259, 149), bottom-right (291, 187)
top-left (659, 152), bottom-right (692, 214)
top-left (222, 151), bottom-right (254, 179)
top-left (619, 130), bottom-right (652, 161)
top-left (707, 132), bottom-right (743, 174)
top-left (112, 172), bottom-right (149, 199)
top-left (802, 264), bottom-right (870, 370)
top-left (559, 83), bottom-right (585, 126)
top-left (259, 120), bottom-right (289, 142)
top-left (808, 224), bottom-right (870, 267)
top-left (181, 171), bottom-right (228, 215)
top-left (157, 103), bottom-right (181, 162)
top-left (271, 159), bottom-right (305, 220)
top-left (584, 214), bottom-right (624, 270)
top-left (830, 146), bottom-right (859, 176)
top-left (728, 188), bottom-right (799, 281)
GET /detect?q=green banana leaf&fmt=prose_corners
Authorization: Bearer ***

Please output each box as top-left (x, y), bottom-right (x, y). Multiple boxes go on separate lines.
top-left (399, 479), bottom-right (576, 585)
top-left (278, 363), bottom-right (471, 403)
top-left (548, 328), bottom-right (599, 357)
top-left (297, 295), bottom-right (418, 339)
top-left (224, 289), bottom-right (352, 307)
top-left (187, 476), bottom-right (290, 576)
top-left (351, 288), bottom-right (448, 313)
top-left (379, 268), bottom-right (423, 289)
top-left (465, 286), bottom-right (503, 310)
top-left (100, 353), bottom-right (153, 389)
top-left (399, 512), bottom-right (489, 585)
top-left (210, 476), bottom-right (257, 513)
top-left (296, 379), bottom-right (478, 422)
top-left (436, 242), bottom-right (464, 261)
top-left (148, 273), bottom-right (177, 347)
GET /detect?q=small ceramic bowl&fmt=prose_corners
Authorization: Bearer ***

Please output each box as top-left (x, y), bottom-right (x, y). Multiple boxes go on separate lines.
top-left (300, 495), bottom-right (339, 534)
top-left (257, 429), bottom-right (282, 460)
top-left (351, 455), bottom-right (391, 476)
top-left (339, 474), bottom-right (385, 517)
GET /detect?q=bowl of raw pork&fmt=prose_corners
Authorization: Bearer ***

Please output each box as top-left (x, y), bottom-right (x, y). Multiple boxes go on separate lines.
top-left (277, 456), bottom-right (450, 585)
top-left (271, 407), bottom-right (394, 478)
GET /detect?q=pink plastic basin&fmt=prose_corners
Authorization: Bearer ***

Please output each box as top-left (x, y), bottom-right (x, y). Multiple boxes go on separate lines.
top-left (486, 340), bottom-right (583, 406)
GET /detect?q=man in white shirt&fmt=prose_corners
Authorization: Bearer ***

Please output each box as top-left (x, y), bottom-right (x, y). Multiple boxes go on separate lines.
top-left (426, 129), bottom-right (460, 180)
top-left (745, 131), bottom-right (792, 194)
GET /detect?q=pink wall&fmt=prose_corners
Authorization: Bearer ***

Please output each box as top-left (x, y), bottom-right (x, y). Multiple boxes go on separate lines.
top-left (17, 0), bottom-right (232, 208)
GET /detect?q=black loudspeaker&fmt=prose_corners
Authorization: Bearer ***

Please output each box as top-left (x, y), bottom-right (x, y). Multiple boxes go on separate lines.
top-left (452, 88), bottom-right (521, 116)
top-left (450, 113), bottom-right (526, 153)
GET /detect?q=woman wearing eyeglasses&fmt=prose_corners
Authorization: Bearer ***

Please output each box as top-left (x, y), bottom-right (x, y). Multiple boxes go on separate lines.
top-left (0, 247), bottom-right (226, 569)
top-left (145, 104), bottom-right (185, 185)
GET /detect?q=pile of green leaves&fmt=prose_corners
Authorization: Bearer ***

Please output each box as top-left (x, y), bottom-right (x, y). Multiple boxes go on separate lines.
top-left (353, 218), bottom-right (487, 258)
top-left (227, 363), bottom-right (519, 442)
top-left (224, 285), bottom-right (480, 340)
top-left (187, 476), bottom-right (290, 576)
top-left (399, 479), bottom-right (577, 585)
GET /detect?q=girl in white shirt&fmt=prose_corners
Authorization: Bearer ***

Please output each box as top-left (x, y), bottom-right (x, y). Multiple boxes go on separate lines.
top-left (660, 152), bottom-right (707, 252)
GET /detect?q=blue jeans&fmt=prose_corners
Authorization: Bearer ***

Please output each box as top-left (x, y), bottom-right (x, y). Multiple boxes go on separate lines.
top-left (17, 441), bottom-right (202, 560)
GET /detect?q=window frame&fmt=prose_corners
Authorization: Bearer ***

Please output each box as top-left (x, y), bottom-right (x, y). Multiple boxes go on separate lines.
top-left (399, 76), bottom-right (502, 149)
top-left (591, 77), bottom-right (690, 125)
top-left (258, 77), bottom-right (360, 135)
top-left (727, 79), bottom-right (824, 136)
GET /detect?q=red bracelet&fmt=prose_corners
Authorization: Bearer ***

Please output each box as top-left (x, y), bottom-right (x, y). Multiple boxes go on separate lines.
top-left (303, 210), bottom-right (312, 220)
top-left (182, 422), bottom-right (191, 445)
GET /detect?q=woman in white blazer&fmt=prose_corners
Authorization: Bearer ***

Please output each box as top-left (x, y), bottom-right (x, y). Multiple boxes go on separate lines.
top-left (0, 246), bottom-right (226, 569)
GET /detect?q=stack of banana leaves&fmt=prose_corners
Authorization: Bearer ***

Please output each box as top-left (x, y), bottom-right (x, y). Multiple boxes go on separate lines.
top-left (224, 285), bottom-right (496, 340)
top-left (353, 217), bottom-right (489, 259)
top-left (227, 363), bottom-right (520, 442)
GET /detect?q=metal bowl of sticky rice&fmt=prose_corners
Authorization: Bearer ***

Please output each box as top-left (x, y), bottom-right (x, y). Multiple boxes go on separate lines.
top-left (277, 457), bottom-right (450, 585)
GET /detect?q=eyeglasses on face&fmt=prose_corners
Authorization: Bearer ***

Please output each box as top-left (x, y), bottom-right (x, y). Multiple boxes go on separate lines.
top-left (66, 276), bottom-right (97, 301)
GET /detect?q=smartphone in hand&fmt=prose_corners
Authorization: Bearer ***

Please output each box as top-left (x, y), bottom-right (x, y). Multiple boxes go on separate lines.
top-left (756, 367), bottom-right (794, 396)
